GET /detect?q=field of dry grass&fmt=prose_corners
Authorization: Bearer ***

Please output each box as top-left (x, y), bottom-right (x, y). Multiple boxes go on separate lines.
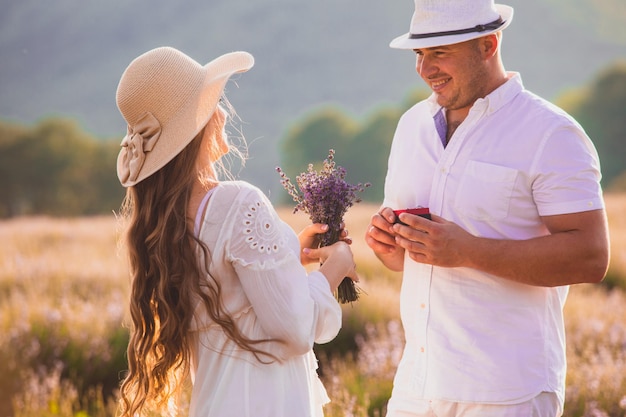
top-left (0, 193), bottom-right (624, 417)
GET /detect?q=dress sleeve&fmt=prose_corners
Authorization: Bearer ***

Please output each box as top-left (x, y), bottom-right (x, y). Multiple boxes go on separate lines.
top-left (225, 186), bottom-right (342, 356)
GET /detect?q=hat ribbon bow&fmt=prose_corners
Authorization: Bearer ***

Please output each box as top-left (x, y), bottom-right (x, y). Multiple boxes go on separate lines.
top-left (119, 112), bottom-right (161, 183)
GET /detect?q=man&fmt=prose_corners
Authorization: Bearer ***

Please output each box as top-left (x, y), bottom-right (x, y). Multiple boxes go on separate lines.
top-left (364, 1), bottom-right (610, 416)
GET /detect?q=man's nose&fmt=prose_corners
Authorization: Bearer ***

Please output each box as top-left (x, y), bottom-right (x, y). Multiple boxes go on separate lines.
top-left (416, 55), bottom-right (435, 77)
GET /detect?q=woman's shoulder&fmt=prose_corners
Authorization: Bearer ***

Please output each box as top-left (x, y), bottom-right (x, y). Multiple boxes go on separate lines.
top-left (217, 180), bottom-right (265, 196)
top-left (216, 181), bottom-right (271, 206)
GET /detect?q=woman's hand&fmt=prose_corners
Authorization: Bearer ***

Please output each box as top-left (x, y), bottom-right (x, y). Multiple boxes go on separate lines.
top-left (298, 222), bottom-right (351, 265)
top-left (304, 241), bottom-right (359, 292)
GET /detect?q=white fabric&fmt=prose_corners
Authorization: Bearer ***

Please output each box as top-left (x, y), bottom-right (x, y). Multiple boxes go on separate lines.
top-left (188, 181), bottom-right (341, 417)
top-left (386, 392), bottom-right (560, 417)
top-left (194, 187), bottom-right (215, 236)
top-left (382, 73), bottom-right (603, 410)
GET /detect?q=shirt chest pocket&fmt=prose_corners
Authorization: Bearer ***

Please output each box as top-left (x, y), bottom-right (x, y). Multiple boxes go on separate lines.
top-left (454, 161), bottom-right (518, 220)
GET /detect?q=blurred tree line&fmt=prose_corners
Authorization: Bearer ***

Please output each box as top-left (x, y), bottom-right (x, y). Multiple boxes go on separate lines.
top-left (0, 119), bottom-right (123, 217)
top-left (279, 88), bottom-right (429, 204)
top-left (0, 60), bottom-right (625, 218)
top-left (563, 60), bottom-right (626, 192)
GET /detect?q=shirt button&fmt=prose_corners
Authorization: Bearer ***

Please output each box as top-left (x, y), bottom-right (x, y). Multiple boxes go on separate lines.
top-left (420, 347), bottom-right (425, 353)
top-left (420, 303), bottom-right (426, 309)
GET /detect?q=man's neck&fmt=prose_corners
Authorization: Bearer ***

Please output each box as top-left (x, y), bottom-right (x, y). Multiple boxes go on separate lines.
top-left (444, 107), bottom-right (469, 144)
top-left (445, 119), bottom-right (462, 144)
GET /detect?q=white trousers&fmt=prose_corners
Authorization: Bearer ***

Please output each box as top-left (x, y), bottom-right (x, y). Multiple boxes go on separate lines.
top-left (386, 392), bottom-right (561, 417)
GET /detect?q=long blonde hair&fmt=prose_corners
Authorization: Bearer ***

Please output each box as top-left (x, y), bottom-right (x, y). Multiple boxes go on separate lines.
top-left (118, 110), bottom-right (277, 417)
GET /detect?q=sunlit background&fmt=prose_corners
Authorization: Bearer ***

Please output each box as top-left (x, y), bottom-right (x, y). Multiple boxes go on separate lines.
top-left (1, 0), bottom-right (624, 195)
top-left (1, 1), bottom-right (625, 416)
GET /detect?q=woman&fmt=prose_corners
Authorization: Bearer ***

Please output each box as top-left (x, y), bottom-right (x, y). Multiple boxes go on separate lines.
top-left (115, 46), bottom-right (357, 417)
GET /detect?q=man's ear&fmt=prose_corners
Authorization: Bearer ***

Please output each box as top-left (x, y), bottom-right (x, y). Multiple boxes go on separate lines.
top-left (481, 33), bottom-right (500, 58)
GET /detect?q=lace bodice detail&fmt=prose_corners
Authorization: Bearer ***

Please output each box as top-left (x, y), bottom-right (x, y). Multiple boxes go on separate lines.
top-left (242, 199), bottom-right (285, 255)
top-left (220, 185), bottom-right (299, 271)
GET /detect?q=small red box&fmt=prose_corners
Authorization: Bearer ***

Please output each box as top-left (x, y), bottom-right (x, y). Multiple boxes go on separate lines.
top-left (393, 207), bottom-right (431, 224)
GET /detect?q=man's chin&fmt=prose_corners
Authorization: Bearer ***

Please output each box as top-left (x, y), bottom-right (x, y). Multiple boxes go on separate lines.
top-left (435, 95), bottom-right (450, 108)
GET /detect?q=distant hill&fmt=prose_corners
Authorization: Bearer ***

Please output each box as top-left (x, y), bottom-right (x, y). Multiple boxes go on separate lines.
top-left (1, 0), bottom-right (624, 195)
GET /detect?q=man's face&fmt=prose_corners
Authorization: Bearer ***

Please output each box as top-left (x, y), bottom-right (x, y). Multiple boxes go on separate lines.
top-left (413, 37), bottom-right (491, 113)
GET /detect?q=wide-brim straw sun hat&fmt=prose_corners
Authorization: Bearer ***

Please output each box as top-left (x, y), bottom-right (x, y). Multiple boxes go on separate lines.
top-left (116, 46), bottom-right (254, 187)
top-left (390, 0), bottom-right (513, 49)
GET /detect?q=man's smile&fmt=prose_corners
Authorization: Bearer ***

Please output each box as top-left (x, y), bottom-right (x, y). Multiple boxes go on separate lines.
top-left (430, 78), bottom-right (451, 90)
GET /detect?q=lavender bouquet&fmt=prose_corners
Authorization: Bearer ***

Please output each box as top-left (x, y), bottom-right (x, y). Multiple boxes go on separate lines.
top-left (276, 149), bottom-right (370, 303)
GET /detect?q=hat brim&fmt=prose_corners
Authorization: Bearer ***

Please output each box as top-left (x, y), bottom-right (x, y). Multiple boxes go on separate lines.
top-left (117, 51), bottom-right (254, 187)
top-left (390, 4), bottom-right (513, 50)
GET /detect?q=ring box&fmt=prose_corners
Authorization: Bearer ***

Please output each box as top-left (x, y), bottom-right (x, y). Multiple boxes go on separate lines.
top-left (393, 207), bottom-right (431, 224)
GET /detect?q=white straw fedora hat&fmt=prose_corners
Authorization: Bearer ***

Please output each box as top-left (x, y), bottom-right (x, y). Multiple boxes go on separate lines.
top-left (390, 0), bottom-right (513, 49)
top-left (116, 46), bottom-right (254, 187)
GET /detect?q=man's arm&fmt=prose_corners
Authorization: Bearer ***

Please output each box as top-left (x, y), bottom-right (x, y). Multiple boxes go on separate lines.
top-left (392, 209), bottom-right (610, 287)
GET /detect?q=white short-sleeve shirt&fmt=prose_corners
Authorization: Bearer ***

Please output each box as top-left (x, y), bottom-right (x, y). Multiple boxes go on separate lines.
top-left (383, 73), bottom-right (604, 409)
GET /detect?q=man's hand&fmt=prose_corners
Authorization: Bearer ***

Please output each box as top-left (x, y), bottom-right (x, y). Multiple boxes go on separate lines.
top-left (392, 212), bottom-right (474, 267)
top-left (365, 207), bottom-right (405, 271)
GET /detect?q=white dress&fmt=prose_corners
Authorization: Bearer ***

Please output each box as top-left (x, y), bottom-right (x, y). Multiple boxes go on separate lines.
top-left (188, 181), bottom-right (341, 417)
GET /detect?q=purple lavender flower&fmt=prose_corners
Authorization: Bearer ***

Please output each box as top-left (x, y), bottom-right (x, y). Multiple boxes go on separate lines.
top-left (276, 149), bottom-right (370, 303)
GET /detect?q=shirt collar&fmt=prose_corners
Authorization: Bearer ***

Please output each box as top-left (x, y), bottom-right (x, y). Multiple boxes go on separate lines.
top-left (482, 72), bottom-right (524, 115)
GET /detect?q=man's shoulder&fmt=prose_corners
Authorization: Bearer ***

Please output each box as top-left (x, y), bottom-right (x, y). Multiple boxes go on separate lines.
top-left (512, 90), bottom-right (581, 128)
top-left (399, 99), bottom-right (433, 121)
